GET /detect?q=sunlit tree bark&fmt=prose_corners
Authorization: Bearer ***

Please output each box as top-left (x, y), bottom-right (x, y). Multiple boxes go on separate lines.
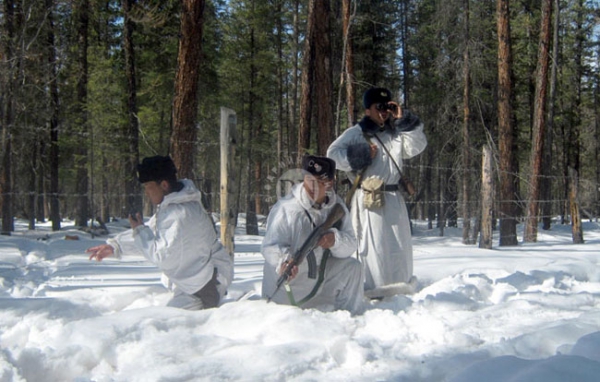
top-left (524, 0), bottom-right (552, 243)
top-left (497, 0), bottom-right (518, 246)
top-left (171, 0), bottom-right (205, 179)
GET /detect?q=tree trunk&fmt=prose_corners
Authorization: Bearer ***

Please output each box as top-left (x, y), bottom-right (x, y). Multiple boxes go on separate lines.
top-left (44, 0), bottom-right (61, 231)
top-left (36, 142), bottom-right (45, 223)
top-left (524, 0), bottom-right (552, 242)
top-left (338, 0), bottom-right (356, 131)
top-left (100, 154), bottom-right (109, 224)
top-left (437, 163), bottom-right (447, 236)
top-left (297, 0), bottom-right (316, 164)
top-left (596, 42), bottom-right (600, 221)
top-left (541, 0), bottom-right (560, 230)
top-left (314, 0), bottom-right (333, 155)
top-left (497, 0), bottom-right (518, 246)
top-left (461, 0), bottom-right (474, 245)
top-left (400, 0), bottom-right (411, 108)
top-left (1, 0), bottom-right (16, 234)
top-left (246, 5), bottom-right (259, 235)
top-left (171, 0), bottom-right (205, 179)
top-left (480, 145), bottom-right (493, 249)
top-left (569, 166), bottom-right (584, 243)
top-left (220, 108), bottom-right (237, 257)
top-left (425, 148), bottom-right (435, 229)
top-left (254, 162), bottom-right (263, 215)
top-left (245, 120), bottom-right (258, 235)
top-left (122, 0), bottom-right (141, 215)
top-left (568, 0), bottom-right (585, 243)
top-left (74, 0), bottom-right (90, 228)
top-left (297, 0), bottom-right (333, 158)
top-left (288, 0), bottom-right (300, 163)
top-left (28, 143), bottom-right (37, 230)
top-left (276, 0), bottom-right (284, 182)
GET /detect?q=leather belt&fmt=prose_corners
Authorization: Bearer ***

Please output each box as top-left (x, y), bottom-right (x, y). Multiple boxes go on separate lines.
top-left (360, 184), bottom-right (399, 191)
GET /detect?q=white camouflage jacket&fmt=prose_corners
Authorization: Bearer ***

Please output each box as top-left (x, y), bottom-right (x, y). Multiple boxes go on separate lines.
top-left (261, 183), bottom-right (356, 303)
top-left (107, 179), bottom-right (233, 297)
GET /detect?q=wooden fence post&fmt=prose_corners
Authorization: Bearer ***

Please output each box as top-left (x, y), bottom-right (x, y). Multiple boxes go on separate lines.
top-left (220, 107), bottom-right (237, 257)
top-left (479, 145), bottom-right (493, 249)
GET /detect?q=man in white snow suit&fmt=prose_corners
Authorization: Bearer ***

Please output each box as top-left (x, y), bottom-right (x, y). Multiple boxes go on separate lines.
top-left (261, 155), bottom-right (364, 314)
top-left (87, 155), bottom-right (233, 310)
top-left (327, 87), bottom-right (427, 298)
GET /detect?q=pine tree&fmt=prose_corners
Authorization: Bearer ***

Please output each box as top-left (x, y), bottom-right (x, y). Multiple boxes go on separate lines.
top-left (497, 0), bottom-right (519, 246)
top-left (524, 0), bottom-right (552, 243)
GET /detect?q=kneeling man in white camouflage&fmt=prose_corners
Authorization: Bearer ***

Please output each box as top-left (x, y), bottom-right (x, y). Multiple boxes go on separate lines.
top-left (261, 155), bottom-right (364, 314)
top-left (87, 156), bottom-right (233, 310)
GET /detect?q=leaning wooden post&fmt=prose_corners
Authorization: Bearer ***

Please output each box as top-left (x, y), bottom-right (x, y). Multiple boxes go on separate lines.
top-left (220, 107), bottom-right (237, 258)
top-left (479, 145), bottom-right (493, 249)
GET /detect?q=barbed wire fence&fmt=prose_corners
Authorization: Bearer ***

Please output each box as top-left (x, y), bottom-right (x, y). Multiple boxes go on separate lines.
top-left (5, 125), bottom-right (600, 247)
top-left (4, 163), bottom-right (598, 223)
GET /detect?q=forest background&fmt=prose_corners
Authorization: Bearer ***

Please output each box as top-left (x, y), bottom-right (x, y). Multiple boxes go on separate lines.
top-left (0, 0), bottom-right (599, 247)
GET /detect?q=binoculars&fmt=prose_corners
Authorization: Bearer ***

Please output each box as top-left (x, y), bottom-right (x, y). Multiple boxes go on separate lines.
top-left (375, 103), bottom-right (397, 112)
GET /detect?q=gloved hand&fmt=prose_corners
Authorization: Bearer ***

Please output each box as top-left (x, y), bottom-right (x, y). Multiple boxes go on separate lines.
top-left (395, 110), bottom-right (421, 132)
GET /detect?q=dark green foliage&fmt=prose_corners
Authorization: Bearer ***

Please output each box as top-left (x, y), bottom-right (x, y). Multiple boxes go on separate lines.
top-left (1, 0), bottom-right (599, 232)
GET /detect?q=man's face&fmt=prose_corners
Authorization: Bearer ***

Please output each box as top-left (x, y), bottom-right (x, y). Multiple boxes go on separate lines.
top-left (142, 180), bottom-right (168, 205)
top-left (365, 103), bottom-right (391, 126)
top-left (303, 175), bottom-right (333, 204)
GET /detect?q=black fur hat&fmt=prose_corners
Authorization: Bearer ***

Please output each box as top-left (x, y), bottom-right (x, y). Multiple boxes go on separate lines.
top-left (137, 155), bottom-right (178, 183)
top-left (347, 142), bottom-right (372, 171)
top-left (302, 155), bottom-right (336, 180)
top-left (363, 87), bottom-right (392, 109)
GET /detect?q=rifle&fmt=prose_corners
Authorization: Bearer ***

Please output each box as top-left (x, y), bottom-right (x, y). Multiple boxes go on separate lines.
top-left (267, 203), bottom-right (346, 302)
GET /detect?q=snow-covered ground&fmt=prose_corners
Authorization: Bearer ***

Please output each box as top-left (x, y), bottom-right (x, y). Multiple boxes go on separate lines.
top-left (2, 215), bottom-right (600, 381)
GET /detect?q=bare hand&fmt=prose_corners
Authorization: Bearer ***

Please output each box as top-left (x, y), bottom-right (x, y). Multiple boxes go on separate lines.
top-left (278, 260), bottom-right (299, 281)
top-left (318, 232), bottom-right (335, 249)
top-left (389, 102), bottom-right (402, 119)
top-left (370, 144), bottom-right (378, 159)
top-left (129, 212), bottom-right (143, 229)
top-left (87, 244), bottom-right (114, 261)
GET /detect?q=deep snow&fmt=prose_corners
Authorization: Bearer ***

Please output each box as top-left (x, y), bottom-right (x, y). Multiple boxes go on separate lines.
top-left (2, 215), bottom-right (600, 381)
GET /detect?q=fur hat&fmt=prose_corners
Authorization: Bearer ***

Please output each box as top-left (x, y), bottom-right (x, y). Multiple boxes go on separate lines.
top-left (363, 87), bottom-right (392, 109)
top-left (137, 156), bottom-right (177, 183)
top-left (347, 142), bottom-right (372, 171)
top-left (302, 155), bottom-right (336, 180)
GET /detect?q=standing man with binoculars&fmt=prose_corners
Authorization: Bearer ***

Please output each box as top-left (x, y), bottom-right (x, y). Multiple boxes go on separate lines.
top-left (327, 87), bottom-right (427, 299)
